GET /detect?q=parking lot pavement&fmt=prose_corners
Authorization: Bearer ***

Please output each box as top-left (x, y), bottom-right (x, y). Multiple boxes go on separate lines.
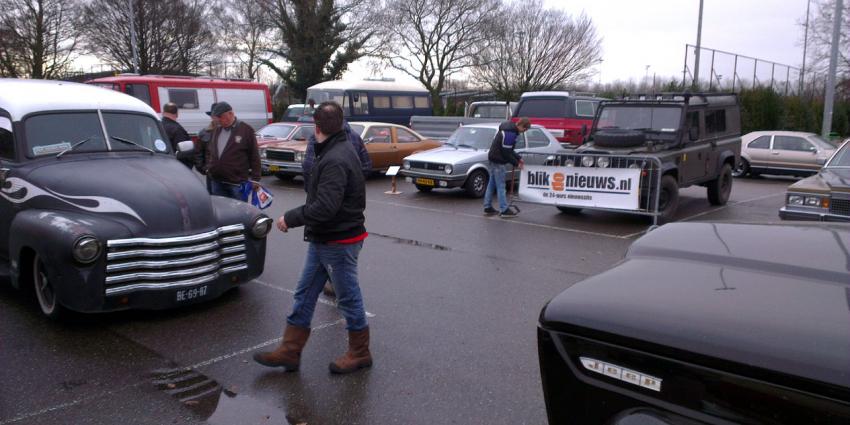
top-left (0, 174), bottom-right (794, 425)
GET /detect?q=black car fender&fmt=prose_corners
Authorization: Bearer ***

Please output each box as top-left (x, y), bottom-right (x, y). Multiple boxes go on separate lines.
top-left (715, 149), bottom-right (737, 174)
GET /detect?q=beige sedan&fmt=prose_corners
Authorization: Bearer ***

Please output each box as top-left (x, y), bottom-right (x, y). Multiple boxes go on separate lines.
top-left (736, 131), bottom-right (836, 177)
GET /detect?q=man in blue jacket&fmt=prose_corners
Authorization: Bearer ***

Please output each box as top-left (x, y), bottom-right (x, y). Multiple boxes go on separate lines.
top-left (484, 118), bottom-right (530, 218)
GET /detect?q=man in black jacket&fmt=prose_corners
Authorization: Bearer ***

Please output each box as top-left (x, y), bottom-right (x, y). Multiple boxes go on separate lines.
top-left (254, 101), bottom-right (372, 375)
top-left (161, 102), bottom-right (192, 168)
top-left (484, 118), bottom-right (530, 218)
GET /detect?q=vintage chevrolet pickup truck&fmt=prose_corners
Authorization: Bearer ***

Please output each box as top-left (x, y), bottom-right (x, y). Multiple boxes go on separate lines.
top-left (0, 79), bottom-right (272, 319)
top-left (538, 222), bottom-right (850, 424)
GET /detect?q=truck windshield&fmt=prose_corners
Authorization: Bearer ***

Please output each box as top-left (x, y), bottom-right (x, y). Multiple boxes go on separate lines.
top-left (446, 127), bottom-right (496, 149)
top-left (596, 106), bottom-right (682, 132)
top-left (103, 113), bottom-right (169, 153)
top-left (470, 105), bottom-right (509, 119)
top-left (257, 124), bottom-right (295, 138)
top-left (25, 112), bottom-right (108, 157)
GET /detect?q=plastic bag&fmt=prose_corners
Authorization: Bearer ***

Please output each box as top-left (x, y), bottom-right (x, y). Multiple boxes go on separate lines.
top-left (239, 182), bottom-right (273, 209)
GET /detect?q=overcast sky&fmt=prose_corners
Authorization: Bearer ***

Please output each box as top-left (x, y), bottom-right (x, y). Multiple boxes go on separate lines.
top-left (350, 0), bottom-right (813, 86)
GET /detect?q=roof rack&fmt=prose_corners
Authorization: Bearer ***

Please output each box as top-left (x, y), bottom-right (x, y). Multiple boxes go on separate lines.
top-left (616, 92), bottom-right (738, 106)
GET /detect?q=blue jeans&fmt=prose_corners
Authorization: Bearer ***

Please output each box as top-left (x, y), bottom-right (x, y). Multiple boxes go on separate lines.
top-left (287, 241), bottom-right (368, 331)
top-left (483, 162), bottom-right (508, 212)
top-left (210, 180), bottom-right (243, 200)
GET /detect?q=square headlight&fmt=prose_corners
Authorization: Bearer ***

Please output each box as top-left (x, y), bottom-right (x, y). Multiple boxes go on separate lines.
top-left (788, 195), bottom-right (804, 206)
top-left (805, 196), bottom-right (821, 206)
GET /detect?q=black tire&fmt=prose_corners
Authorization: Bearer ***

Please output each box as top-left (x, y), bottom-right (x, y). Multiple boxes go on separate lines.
top-left (32, 253), bottom-right (67, 320)
top-left (732, 158), bottom-right (749, 177)
top-left (593, 129), bottom-right (646, 148)
top-left (274, 173), bottom-right (293, 181)
top-left (707, 163), bottom-right (733, 206)
top-left (656, 175), bottom-right (679, 224)
top-left (557, 206), bottom-right (583, 215)
top-left (465, 169), bottom-right (488, 198)
top-left (415, 185), bottom-right (433, 192)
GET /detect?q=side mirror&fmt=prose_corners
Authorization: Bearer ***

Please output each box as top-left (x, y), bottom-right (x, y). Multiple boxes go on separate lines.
top-left (688, 127), bottom-right (699, 141)
top-left (363, 137), bottom-right (372, 144)
top-left (0, 167), bottom-right (9, 186)
top-left (176, 140), bottom-right (194, 159)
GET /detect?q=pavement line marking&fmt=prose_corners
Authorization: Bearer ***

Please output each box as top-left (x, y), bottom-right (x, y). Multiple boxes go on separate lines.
top-left (0, 317), bottom-right (347, 424)
top-left (254, 279), bottom-right (376, 318)
top-left (368, 198), bottom-right (632, 240)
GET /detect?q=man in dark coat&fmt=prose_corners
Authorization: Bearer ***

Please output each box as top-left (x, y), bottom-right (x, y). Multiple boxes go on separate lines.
top-left (161, 102), bottom-right (192, 168)
top-left (204, 102), bottom-right (261, 200)
top-left (483, 117), bottom-right (530, 218)
top-left (254, 101), bottom-right (373, 375)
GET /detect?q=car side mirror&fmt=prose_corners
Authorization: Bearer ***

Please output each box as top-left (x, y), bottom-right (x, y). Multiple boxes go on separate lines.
top-left (176, 140), bottom-right (194, 159)
top-left (0, 167), bottom-right (9, 186)
top-left (364, 137), bottom-right (372, 144)
top-left (688, 127), bottom-right (699, 141)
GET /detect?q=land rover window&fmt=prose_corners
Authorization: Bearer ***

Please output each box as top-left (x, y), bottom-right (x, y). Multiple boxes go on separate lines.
top-left (365, 126), bottom-right (391, 143)
top-left (516, 99), bottom-right (566, 118)
top-left (352, 92), bottom-right (369, 115)
top-left (168, 89), bottom-right (199, 109)
top-left (414, 96), bottom-right (429, 108)
top-left (124, 84), bottom-right (151, 106)
top-left (748, 135), bottom-right (771, 149)
top-left (0, 117), bottom-right (13, 159)
top-left (103, 113), bottom-right (168, 152)
top-left (25, 113), bottom-right (107, 157)
top-left (705, 109), bottom-right (727, 134)
top-left (392, 96), bottom-right (414, 109)
top-left (774, 136), bottom-right (814, 152)
top-left (575, 100), bottom-right (597, 117)
top-left (373, 96), bottom-right (391, 108)
top-left (396, 128), bottom-right (420, 143)
top-left (524, 129), bottom-right (550, 148)
top-left (597, 106), bottom-right (681, 131)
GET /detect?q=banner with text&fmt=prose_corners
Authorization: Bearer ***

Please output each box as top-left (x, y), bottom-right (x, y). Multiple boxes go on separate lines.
top-left (519, 165), bottom-right (641, 210)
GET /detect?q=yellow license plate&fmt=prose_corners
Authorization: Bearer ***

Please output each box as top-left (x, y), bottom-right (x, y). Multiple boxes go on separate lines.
top-left (269, 165), bottom-right (280, 172)
top-left (415, 178), bottom-right (435, 186)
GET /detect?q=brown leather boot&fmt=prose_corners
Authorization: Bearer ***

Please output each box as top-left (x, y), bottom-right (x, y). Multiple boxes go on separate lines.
top-left (329, 327), bottom-right (372, 374)
top-left (253, 324), bottom-right (310, 371)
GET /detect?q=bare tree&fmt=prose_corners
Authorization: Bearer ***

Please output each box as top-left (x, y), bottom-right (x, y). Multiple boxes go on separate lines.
top-left (261, 0), bottom-right (373, 101)
top-left (805, 0), bottom-right (849, 78)
top-left (471, 0), bottom-right (602, 100)
top-left (79, 0), bottom-right (216, 75)
top-left (0, 0), bottom-right (81, 79)
top-left (216, 0), bottom-right (274, 80)
top-left (375, 0), bottom-right (499, 113)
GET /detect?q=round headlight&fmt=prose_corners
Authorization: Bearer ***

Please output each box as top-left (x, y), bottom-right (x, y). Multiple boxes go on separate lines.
top-left (251, 216), bottom-right (273, 238)
top-left (403, 161), bottom-right (411, 170)
top-left (628, 163), bottom-right (641, 169)
top-left (72, 236), bottom-right (101, 264)
top-left (581, 156), bottom-right (596, 167)
top-left (565, 160), bottom-right (575, 167)
top-left (597, 157), bottom-right (610, 168)
top-left (444, 164), bottom-right (453, 174)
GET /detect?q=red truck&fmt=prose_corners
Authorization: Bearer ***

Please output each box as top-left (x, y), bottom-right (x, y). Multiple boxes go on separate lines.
top-left (512, 91), bottom-right (606, 146)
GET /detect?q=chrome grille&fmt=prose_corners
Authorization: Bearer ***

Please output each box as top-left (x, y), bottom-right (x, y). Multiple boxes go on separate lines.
top-left (830, 199), bottom-right (850, 216)
top-left (409, 161), bottom-right (446, 171)
top-left (267, 150), bottom-right (295, 161)
top-left (105, 224), bottom-right (247, 296)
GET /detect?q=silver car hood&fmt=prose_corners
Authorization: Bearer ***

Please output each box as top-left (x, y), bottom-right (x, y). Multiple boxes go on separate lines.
top-left (404, 146), bottom-right (487, 165)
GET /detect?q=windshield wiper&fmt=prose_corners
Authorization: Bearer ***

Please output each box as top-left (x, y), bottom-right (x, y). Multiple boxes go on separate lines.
top-left (111, 136), bottom-right (155, 154)
top-left (56, 137), bottom-right (93, 158)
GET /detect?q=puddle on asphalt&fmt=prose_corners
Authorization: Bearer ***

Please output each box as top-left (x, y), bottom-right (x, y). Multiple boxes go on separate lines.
top-left (151, 367), bottom-right (303, 424)
top-left (370, 232), bottom-right (451, 251)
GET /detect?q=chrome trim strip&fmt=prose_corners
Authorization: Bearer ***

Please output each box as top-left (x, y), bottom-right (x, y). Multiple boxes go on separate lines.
top-left (107, 240), bottom-right (221, 260)
top-left (106, 262), bottom-right (221, 284)
top-left (108, 224), bottom-right (244, 248)
top-left (219, 245), bottom-right (245, 255)
top-left (221, 264), bottom-right (249, 274)
top-left (220, 254), bottom-right (246, 265)
top-left (107, 251), bottom-right (222, 273)
top-left (219, 235), bottom-right (245, 244)
top-left (105, 272), bottom-right (220, 296)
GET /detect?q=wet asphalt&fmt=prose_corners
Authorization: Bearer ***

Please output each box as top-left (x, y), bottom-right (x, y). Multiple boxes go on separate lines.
top-left (0, 174), bottom-right (795, 425)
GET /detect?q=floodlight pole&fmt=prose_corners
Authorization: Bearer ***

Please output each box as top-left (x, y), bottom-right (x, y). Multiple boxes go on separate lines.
top-left (821, 0), bottom-right (844, 139)
top-left (128, 0), bottom-right (140, 74)
top-left (693, 0), bottom-right (704, 89)
top-left (800, 0), bottom-right (811, 93)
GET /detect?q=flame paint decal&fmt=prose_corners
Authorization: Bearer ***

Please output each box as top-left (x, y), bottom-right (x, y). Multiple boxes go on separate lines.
top-left (1, 177), bottom-right (146, 225)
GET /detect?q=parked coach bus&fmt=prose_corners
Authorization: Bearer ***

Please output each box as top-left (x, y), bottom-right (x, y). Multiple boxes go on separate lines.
top-left (86, 74), bottom-right (273, 134)
top-left (305, 80), bottom-right (432, 125)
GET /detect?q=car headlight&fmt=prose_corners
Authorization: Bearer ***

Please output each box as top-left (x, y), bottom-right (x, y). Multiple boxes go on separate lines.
top-left (565, 159), bottom-right (576, 167)
top-left (788, 195), bottom-right (804, 206)
top-left (72, 236), bottom-right (101, 264)
top-left (581, 156), bottom-right (595, 167)
top-left (403, 160), bottom-right (411, 170)
top-left (628, 162), bottom-right (641, 169)
top-left (805, 196), bottom-right (821, 206)
top-left (444, 164), bottom-right (453, 174)
top-left (251, 216), bottom-right (273, 238)
top-left (295, 152), bottom-right (305, 162)
top-left (597, 157), bottom-right (610, 168)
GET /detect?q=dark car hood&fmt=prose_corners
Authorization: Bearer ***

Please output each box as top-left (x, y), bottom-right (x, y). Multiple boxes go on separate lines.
top-left (790, 168), bottom-right (850, 193)
top-left (12, 154), bottom-right (217, 236)
top-left (541, 222), bottom-right (850, 389)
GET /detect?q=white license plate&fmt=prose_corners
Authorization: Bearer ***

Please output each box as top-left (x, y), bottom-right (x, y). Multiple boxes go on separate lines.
top-left (176, 285), bottom-right (208, 302)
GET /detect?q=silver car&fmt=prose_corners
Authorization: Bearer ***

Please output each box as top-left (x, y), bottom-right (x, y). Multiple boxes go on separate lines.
top-left (735, 131), bottom-right (836, 177)
top-left (400, 123), bottom-right (560, 197)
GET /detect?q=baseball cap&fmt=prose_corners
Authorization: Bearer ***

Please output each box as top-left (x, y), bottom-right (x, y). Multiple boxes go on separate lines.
top-left (205, 102), bottom-right (218, 116)
top-left (211, 102), bottom-right (233, 117)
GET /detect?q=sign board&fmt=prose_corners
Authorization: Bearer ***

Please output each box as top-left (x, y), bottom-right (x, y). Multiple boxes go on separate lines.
top-left (519, 165), bottom-right (641, 210)
top-left (385, 166), bottom-right (401, 176)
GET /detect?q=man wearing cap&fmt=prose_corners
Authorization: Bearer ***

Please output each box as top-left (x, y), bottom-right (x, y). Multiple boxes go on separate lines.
top-left (204, 102), bottom-right (261, 200)
top-left (161, 102), bottom-right (193, 168)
